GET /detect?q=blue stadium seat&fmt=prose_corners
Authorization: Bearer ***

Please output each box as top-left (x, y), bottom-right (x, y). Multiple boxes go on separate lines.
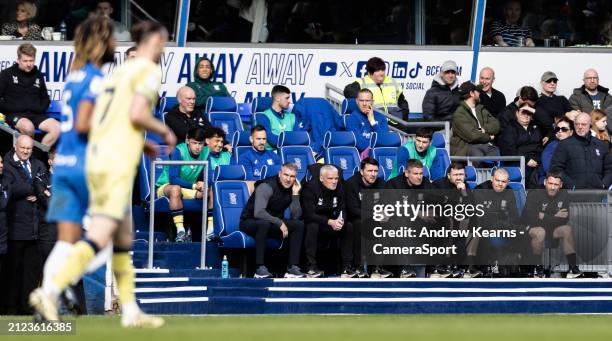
top-left (465, 165), bottom-right (477, 189)
top-left (278, 131), bottom-right (311, 147)
top-left (492, 166), bottom-right (526, 215)
top-left (369, 132), bottom-right (401, 180)
top-left (214, 165), bottom-right (248, 182)
top-left (324, 131), bottom-right (360, 180)
top-left (432, 131), bottom-right (446, 148)
top-left (251, 97), bottom-right (272, 114)
top-left (209, 112), bottom-right (243, 138)
top-left (378, 167), bottom-right (386, 179)
top-left (260, 164), bottom-right (282, 179)
top-left (206, 96), bottom-right (238, 114)
top-left (341, 98), bottom-right (358, 115)
top-left (212, 166), bottom-right (281, 249)
top-left (430, 149), bottom-right (451, 181)
top-left (47, 100), bottom-right (62, 120)
top-left (231, 131), bottom-right (252, 163)
top-left (138, 145), bottom-right (202, 212)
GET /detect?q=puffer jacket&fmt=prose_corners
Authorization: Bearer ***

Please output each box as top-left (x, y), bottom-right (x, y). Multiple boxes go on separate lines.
top-left (422, 74), bottom-right (460, 121)
top-left (568, 85), bottom-right (612, 113)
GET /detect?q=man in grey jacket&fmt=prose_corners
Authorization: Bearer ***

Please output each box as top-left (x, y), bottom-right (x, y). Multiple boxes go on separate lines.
top-left (569, 69), bottom-right (612, 113)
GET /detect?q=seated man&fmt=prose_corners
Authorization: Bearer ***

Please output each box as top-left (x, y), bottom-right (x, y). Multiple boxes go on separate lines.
top-left (521, 171), bottom-right (582, 278)
top-left (235, 125), bottom-right (281, 180)
top-left (239, 163), bottom-right (304, 278)
top-left (344, 88), bottom-right (389, 153)
top-left (0, 43), bottom-right (58, 148)
top-left (345, 157), bottom-right (385, 278)
top-left (301, 165), bottom-right (354, 278)
top-left (392, 128), bottom-right (437, 178)
top-left (203, 127), bottom-right (232, 185)
top-left (155, 127), bottom-right (207, 242)
top-left (257, 85), bottom-right (297, 149)
top-left (165, 86), bottom-right (212, 140)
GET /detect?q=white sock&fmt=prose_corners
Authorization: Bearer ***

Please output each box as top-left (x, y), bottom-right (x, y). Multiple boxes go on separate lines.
top-left (42, 241), bottom-right (73, 294)
top-left (177, 226), bottom-right (186, 234)
top-left (85, 243), bottom-right (113, 276)
top-left (121, 301), bottom-right (141, 319)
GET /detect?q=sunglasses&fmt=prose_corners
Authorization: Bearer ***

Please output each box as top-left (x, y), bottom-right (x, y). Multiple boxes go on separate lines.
top-left (554, 126), bottom-right (570, 133)
top-left (545, 78), bottom-right (558, 84)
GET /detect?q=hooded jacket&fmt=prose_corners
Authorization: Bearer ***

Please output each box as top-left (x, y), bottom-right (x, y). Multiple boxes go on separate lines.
top-left (186, 57), bottom-right (230, 112)
top-left (422, 74), bottom-right (460, 121)
top-left (568, 85), bottom-right (612, 113)
top-left (0, 63), bottom-right (50, 116)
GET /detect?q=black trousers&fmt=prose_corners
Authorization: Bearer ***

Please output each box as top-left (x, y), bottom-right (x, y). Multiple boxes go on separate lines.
top-left (5, 240), bottom-right (42, 315)
top-left (240, 219), bottom-right (304, 267)
top-left (305, 221), bottom-right (353, 269)
top-left (350, 219), bottom-right (364, 268)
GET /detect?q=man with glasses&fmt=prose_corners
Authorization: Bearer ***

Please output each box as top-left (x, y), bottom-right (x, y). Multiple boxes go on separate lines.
top-left (345, 88), bottom-right (389, 153)
top-left (550, 113), bottom-right (612, 189)
top-left (569, 69), bottom-right (612, 113)
top-left (535, 71), bottom-right (572, 138)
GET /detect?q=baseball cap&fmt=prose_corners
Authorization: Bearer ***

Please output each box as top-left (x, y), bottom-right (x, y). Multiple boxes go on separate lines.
top-left (541, 71), bottom-right (558, 82)
top-left (457, 81), bottom-right (481, 96)
top-left (441, 60), bottom-right (458, 73)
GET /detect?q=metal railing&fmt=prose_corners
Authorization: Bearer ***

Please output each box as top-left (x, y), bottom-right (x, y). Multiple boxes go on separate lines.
top-left (324, 83), bottom-right (452, 155)
top-left (0, 124), bottom-right (51, 152)
top-left (148, 160), bottom-right (209, 269)
top-left (450, 155), bottom-right (526, 187)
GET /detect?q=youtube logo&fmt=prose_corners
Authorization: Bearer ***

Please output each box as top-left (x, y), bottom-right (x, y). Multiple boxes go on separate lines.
top-left (319, 62), bottom-right (337, 76)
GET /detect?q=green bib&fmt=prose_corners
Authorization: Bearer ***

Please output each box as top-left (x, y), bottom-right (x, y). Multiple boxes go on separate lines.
top-left (156, 143), bottom-right (207, 187)
top-left (206, 147), bottom-right (232, 173)
top-left (390, 140), bottom-right (437, 178)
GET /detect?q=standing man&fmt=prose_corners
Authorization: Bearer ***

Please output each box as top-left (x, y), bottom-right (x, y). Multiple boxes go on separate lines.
top-left (478, 67), bottom-right (507, 117)
top-left (3, 135), bottom-right (48, 314)
top-left (522, 171), bottom-right (582, 278)
top-left (236, 125), bottom-right (281, 180)
top-left (344, 56), bottom-right (409, 121)
top-left (301, 165), bottom-right (355, 278)
top-left (345, 158), bottom-right (385, 277)
top-left (257, 85), bottom-right (298, 149)
top-left (550, 112), bottom-right (612, 189)
top-left (536, 71), bottom-right (572, 137)
top-left (344, 89), bottom-right (389, 153)
top-left (239, 163), bottom-right (305, 278)
top-left (569, 68), bottom-right (612, 113)
top-left (30, 21), bottom-right (174, 327)
top-left (0, 43), bottom-right (59, 148)
top-left (422, 60), bottom-right (460, 121)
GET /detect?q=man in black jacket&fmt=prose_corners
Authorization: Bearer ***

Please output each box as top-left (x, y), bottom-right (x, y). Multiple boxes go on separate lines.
top-left (3, 135), bottom-right (48, 314)
top-left (535, 71), bottom-right (572, 137)
top-left (0, 43), bottom-right (58, 148)
top-left (550, 112), bottom-right (612, 189)
top-left (521, 171), bottom-right (582, 278)
top-left (478, 67), bottom-right (506, 117)
top-left (165, 86), bottom-right (213, 140)
top-left (422, 60), bottom-right (460, 121)
top-left (345, 157), bottom-right (384, 277)
top-left (239, 163), bottom-right (305, 278)
top-left (497, 86), bottom-right (538, 133)
top-left (301, 165), bottom-right (355, 278)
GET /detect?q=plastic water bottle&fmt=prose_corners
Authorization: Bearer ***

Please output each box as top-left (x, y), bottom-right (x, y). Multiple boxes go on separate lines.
top-left (59, 21), bottom-right (67, 40)
top-left (221, 255), bottom-right (229, 279)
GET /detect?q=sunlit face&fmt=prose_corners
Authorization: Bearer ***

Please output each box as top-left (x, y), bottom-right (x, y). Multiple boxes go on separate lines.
top-left (15, 137), bottom-right (33, 162)
top-left (186, 137), bottom-right (204, 156)
top-left (541, 78), bottom-right (558, 95)
top-left (554, 121), bottom-right (573, 140)
top-left (16, 5), bottom-right (30, 22)
top-left (414, 136), bottom-right (431, 153)
top-left (583, 70), bottom-right (599, 92)
top-left (275, 93), bottom-right (291, 111)
top-left (574, 114), bottom-right (591, 137)
top-left (279, 167), bottom-right (297, 189)
top-left (179, 88), bottom-right (196, 113)
top-left (479, 68), bottom-right (494, 92)
top-left (370, 69), bottom-right (385, 85)
top-left (594, 117), bottom-right (607, 132)
top-left (197, 60), bottom-right (213, 80)
top-left (206, 135), bottom-right (224, 153)
top-left (17, 53), bottom-right (35, 73)
top-left (360, 163), bottom-right (379, 185)
top-left (544, 176), bottom-right (562, 196)
top-left (250, 130), bottom-right (267, 151)
top-left (505, 1), bottom-right (521, 25)
top-left (357, 91), bottom-right (374, 114)
top-left (405, 166), bottom-right (423, 186)
top-left (150, 31), bottom-right (167, 63)
top-left (492, 172), bottom-right (509, 193)
top-left (320, 169), bottom-right (339, 190)
top-left (516, 108), bottom-right (533, 126)
top-left (96, 2), bottom-right (113, 17)
top-left (441, 70), bottom-right (456, 85)
top-left (447, 168), bottom-right (466, 187)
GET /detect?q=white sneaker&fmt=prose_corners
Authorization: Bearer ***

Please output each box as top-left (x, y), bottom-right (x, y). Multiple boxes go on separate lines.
top-left (29, 288), bottom-right (60, 321)
top-left (121, 311), bottom-right (165, 328)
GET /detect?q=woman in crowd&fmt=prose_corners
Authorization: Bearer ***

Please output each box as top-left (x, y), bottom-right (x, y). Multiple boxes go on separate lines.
top-left (1, 1), bottom-right (42, 40)
top-left (186, 57), bottom-right (230, 114)
top-left (499, 103), bottom-right (542, 187)
top-left (590, 109), bottom-right (610, 146)
top-left (539, 116), bottom-right (574, 184)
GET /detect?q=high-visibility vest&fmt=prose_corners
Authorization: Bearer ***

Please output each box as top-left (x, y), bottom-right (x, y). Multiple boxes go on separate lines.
top-left (356, 75), bottom-right (403, 114)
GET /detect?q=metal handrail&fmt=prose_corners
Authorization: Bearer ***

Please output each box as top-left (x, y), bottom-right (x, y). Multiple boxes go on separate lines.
top-left (450, 155), bottom-right (526, 187)
top-left (0, 124), bottom-right (50, 152)
top-left (148, 160), bottom-right (209, 270)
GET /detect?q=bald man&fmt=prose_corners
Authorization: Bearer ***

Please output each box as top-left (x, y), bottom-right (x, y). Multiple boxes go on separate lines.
top-left (550, 112), bottom-right (612, 189)
top-left (478, 67), bottom-right (506, 117)
top-left (3, 135), bottom-right (50, 314)
top-left (165, 86), bottom-right (213, 140)
top-left (569, 68), bottom-right (612, 113)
